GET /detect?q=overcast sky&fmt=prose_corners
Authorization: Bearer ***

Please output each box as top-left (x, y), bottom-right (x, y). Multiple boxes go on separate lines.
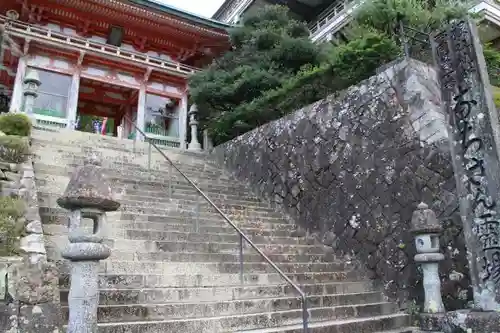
top-left (158, 0), bottom-right (226, 18)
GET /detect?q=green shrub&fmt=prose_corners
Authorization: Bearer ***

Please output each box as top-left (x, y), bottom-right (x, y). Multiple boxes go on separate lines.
top-left (0, 113), bottom-right (32, 137)
top-left (484, 44), bottom-right (500, 87)
top-left (493, 86), bottom-right (500, 108)
top-left (0, 197), bottom-right (25, 256)
top-left (0, 135), bottom-right (30, 163)
top-left (208, 32), bottom-right (400, 144)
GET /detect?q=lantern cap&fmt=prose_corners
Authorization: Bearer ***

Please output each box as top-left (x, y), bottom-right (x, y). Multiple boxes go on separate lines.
top-left (57, 155), bottom-right (119, 212)
top-left (411, 202), bottom-right (442, 235)
top-left (24, 69), bottom-right (41, 85)
top-left (188, 104), bottom-right (198, 115)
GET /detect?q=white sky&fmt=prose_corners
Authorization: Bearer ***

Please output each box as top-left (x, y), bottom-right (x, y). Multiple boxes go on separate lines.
top-left (158, 0), bottom-right (226, 18)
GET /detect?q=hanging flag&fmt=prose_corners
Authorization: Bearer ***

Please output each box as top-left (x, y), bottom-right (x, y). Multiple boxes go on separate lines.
top-left (101, 117), bottom-right (108, 135)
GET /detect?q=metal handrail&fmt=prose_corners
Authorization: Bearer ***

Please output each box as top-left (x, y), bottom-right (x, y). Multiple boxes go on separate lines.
top-left (122, 115), bottom-right (309, 332)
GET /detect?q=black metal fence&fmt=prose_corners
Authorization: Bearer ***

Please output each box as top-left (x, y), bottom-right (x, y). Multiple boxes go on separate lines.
top-left (399, 21), bottom-right (434, 65)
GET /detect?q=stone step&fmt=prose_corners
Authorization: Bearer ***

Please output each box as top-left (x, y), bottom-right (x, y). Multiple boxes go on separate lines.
top-left (112, 221), bottom-right (293, 238)
top-left (234, 314), bottom-right (410, 333)
top-left (59, 282), bottom-right (380, 304)
top-left (42, 215), bottom-right (296, 237)
top-left (43, 225), bottom-right (310, 246)
top-left (62, 301), bottom-right (395, 324)
top-left (123, 187), bottom-right (263, 203)
top-left (39, 189), bottom-right (267, 209)
top-left (32, 160), bottom-right (231, 182)
top-left (54, 259), bottom-right (351, 276)
top-left (37, 178), bottom-right (262, 204)
top-left (100, 251), bottom-right (330, 264)
top-left (34, 167), bottom-right (254, 196)
top-left (46, 236), bottom-right (328, 256)
top-left (32, 156), bottom-right (236, 184)
top-left (49, 249), bottom-right (330, 264)
top-left (38, 192), bottom-right (277, 215)
top-left (31, 133), bottom-right (208, 161)
top-left (31, 131), bottom-right (205, 156)
top-left (91, 311), bottom-right (408, 333)
top-left (59, 271), bottom-right (367, 289)
top-left (40, 209), bottom-right (294, 228)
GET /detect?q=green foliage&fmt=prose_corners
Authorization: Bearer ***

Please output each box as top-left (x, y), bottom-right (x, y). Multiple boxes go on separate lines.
top-left (493, 86), bottom-right (500, 108)
top-left (192, 0), bottom-right (473, 144)
top-left (189, 5), bottom-right (323, 139)
top-left (207, 31), bottom-right (401, 143)
top-left (0, 113), bottom-right (32, 137)
top-left (0, 196), bottom-right (25, 256)
top-left (352, 0), bottom-right (470, 37)
top-left (484, 43), bottom-right (500, 87)
top-left (0, 135), bottom-right (30, 163)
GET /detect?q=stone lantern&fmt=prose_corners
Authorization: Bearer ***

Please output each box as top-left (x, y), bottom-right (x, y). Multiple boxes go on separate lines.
top-left (188, 104), bottom-right (202, 151)
top-left (57, 155), bottom-right (120, 333)
top-left (411, 202), bottom-right (445, 331)
top-left (23, 69), bottom-right (41, 122)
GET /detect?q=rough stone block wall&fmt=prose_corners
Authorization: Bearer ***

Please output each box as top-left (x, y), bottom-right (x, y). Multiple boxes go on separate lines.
top-left (211, 59), bottom-right (471, 310)
top-left (0, 156), bottom-right (62, 333)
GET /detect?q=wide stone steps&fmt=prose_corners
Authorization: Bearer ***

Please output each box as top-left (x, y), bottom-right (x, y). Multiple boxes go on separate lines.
top-left (59, 282), bottom-right (380, 304)
top-left (90, 311), bottom-right (409, 333)
top-left (32, 130), bottom-right (407, 333)
top-left (63, 301), bottom-right (395, 324)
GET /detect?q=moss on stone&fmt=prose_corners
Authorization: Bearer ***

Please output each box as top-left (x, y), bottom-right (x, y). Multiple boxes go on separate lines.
top-left (0, 196), bottom-right (26, 256)
top-left (0, 135), bottom-right (30, 163)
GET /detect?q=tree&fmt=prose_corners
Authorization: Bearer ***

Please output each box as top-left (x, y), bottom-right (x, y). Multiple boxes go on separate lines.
top-left (189, 5), bottom-right (324, 144)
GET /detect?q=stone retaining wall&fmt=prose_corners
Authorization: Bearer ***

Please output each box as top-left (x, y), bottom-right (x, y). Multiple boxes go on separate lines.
top-left (211, 59), bottom-right (471, 310)
top-left (0, 151), bottom-right (62, 332)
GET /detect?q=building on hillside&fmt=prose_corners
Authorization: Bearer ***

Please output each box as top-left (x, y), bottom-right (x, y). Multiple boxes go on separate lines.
top-left (213, 0), bottom-right (500, 45)
top-left (0, 0), bottom-right (230, 148)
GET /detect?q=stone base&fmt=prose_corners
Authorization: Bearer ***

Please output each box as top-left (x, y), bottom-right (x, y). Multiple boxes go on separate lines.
top-left (0, 303), bottom-right (62, 333)
top-left (419, 313), bottom-right (445, 332)
top-left (442, 310), bottom-right (500, 333)
top-left (18, 303), bottom-right (62, 333)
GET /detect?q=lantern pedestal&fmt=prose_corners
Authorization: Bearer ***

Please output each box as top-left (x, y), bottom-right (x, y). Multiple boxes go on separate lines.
top-left (57, 156), bottom-right (119, 333)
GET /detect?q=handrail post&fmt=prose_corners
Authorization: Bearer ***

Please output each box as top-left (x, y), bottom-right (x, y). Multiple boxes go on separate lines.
top-left (239, 234), bottom-right (244, 285)
top-left (168, 163), bottom-right (172, 199)
top-left (195, 195), bottom-right (200, 233)
top-left (301, 295), bottom-right (309, 332)
top-left (147, 139), bottom-right (151, 170)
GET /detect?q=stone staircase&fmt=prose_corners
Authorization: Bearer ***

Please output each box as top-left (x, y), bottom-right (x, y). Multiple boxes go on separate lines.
top-left (31, 129), bottom-right (412, 332)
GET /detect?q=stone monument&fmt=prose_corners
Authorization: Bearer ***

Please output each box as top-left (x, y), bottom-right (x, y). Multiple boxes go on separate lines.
top-left (432, 18), bottom-right (500, 332)
top-left (57, 154), bottom-right (120, 333)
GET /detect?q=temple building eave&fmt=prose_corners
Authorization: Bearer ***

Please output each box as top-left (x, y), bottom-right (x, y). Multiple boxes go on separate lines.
top-left (1, 15), bottom-right (198, 79)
